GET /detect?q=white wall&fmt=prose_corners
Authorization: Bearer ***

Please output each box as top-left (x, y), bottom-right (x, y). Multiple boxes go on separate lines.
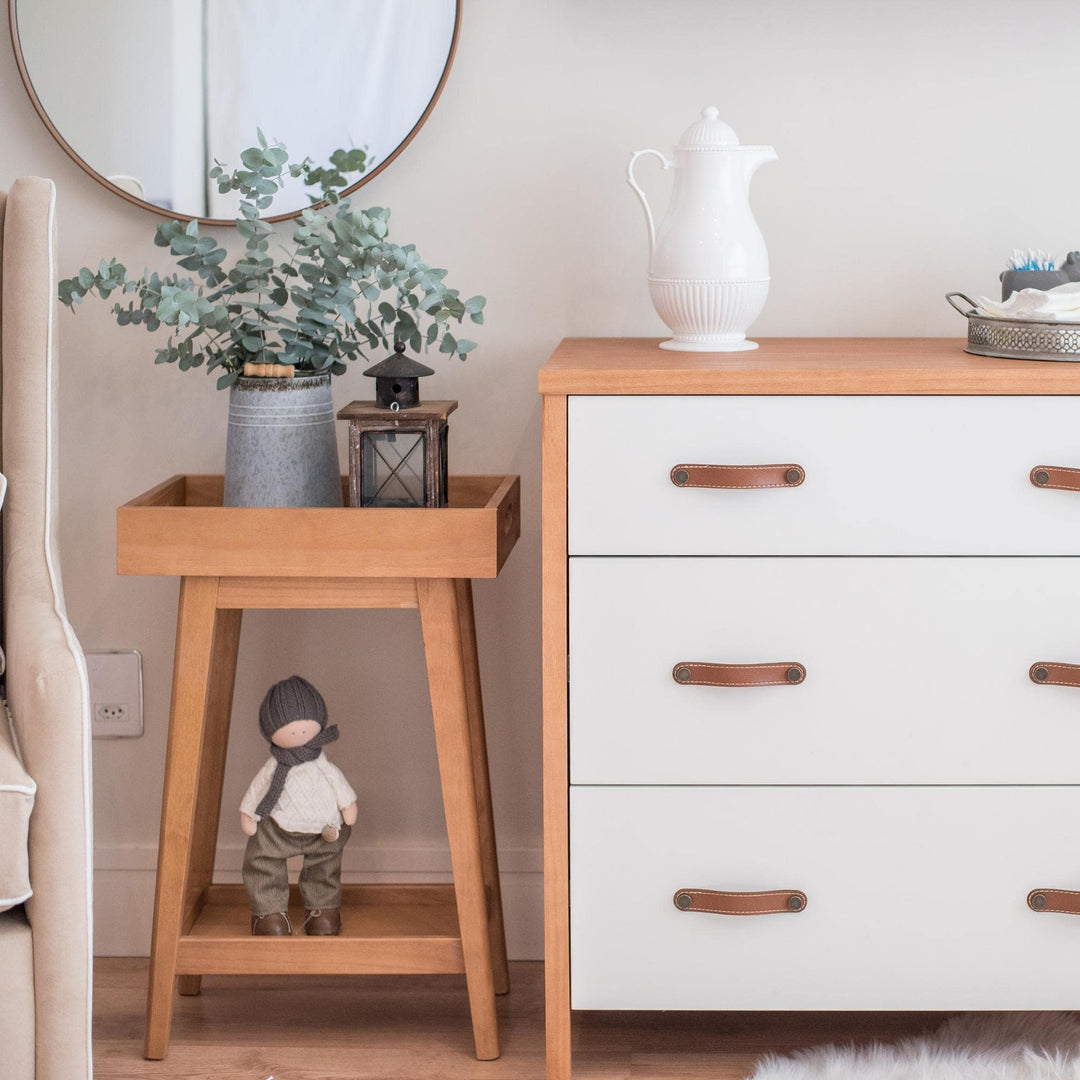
top-left (2, 0), bottom-right (1078, 959)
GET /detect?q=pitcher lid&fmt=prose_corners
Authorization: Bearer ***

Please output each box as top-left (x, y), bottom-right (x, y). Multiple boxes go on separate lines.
top-left (678, 106), bottom-right (740, 149)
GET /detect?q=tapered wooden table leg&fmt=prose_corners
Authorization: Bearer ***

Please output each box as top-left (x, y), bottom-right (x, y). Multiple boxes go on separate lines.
top-left (144, 577), bottom-right (221, 1058)
top-left (455, 578), bottom-right (510, 996)
top-left (418, 577), bottom-right (500, 1061)
top-left (177, 607), bottom-right (243, 998)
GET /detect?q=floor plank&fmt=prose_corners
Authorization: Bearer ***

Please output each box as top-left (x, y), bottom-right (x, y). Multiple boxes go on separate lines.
top-left (93, 958), bottom-right (959, 1079)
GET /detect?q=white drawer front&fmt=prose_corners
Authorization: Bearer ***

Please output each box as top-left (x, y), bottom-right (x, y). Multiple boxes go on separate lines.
top-left (570, 557), bottom-right (1080, 784)
top-left (568, 396), bottom-right (1080, 554)
top-left (571, 786), bottom-right (1080, 1010)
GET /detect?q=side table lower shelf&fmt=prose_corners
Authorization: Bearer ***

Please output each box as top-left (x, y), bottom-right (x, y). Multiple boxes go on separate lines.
top-left (177, 884), bottom-right (466, 976)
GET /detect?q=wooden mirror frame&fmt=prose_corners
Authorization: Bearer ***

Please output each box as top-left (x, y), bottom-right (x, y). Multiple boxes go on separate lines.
top-left (8, 0), bottom-right (461, 226)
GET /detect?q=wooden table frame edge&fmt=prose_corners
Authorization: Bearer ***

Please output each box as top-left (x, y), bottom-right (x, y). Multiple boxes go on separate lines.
top-left (125, 477), bottom-right (520, 1063)
top-left (542, 393), bottom-right (571, 1080)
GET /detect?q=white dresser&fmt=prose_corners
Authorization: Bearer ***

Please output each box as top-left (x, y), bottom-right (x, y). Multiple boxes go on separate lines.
top-left (540, 338), bottom-right (1080, 1079)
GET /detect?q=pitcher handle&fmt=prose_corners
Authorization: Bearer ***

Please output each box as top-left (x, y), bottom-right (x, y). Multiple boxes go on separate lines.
top-left (627, 149), bottom-right (672, 264)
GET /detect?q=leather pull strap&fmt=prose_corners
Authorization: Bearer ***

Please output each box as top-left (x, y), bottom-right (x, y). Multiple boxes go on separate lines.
top-left (671, 464), bottom-right (805, 489)
top-left (673, 662), bottom-right (806, 687)
top-left (1028, 889), bottom-right (1080, 914)
top-left (674, 888), bottom-right (807, 915)
top-left (1030, 662), bottom-right (1080, 688)
top-left (1031, 466), bottom-right (1080, 492)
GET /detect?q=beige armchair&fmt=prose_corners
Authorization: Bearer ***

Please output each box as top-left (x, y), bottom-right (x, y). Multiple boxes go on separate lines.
top-left (0, 177), bottom-right (93, 1079)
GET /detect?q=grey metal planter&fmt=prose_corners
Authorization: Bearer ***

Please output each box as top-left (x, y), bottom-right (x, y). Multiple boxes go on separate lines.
top-left (224, 373), bottom-right (343, 507)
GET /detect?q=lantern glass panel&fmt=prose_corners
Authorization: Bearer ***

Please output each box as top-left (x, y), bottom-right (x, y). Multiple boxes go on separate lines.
top-left (360, 430), bottom-right (426, 507)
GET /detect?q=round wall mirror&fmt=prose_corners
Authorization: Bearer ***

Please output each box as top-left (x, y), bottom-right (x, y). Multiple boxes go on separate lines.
top-left (9, 0), bottom-right (460, 224)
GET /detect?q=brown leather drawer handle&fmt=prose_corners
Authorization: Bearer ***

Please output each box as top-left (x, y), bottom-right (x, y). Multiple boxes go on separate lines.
top-left (674, 888), bottom-right (807, 915)
top-left (1028, 889), bottom-right (1080, 914)
top-left (1030, 662), bottom-right (1080, 687)
top-left (671, 463), bottom-right (805, 489)
top-left (673, 661), bottom-right (806, 687)
top-left (1031, 466), bottom-right (1080, 492)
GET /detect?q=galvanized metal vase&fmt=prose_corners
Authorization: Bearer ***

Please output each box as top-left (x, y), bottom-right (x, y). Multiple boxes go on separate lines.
top-left (224, 373), bottom-right (343, 507)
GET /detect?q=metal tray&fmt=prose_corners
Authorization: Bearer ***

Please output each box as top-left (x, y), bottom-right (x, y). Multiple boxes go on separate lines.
top-left (946, 292), bottom-right (1080, 362)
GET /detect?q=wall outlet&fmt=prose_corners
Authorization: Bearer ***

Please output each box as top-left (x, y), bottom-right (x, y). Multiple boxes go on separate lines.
top-left (95, 703), bottom-right (129, 724)
top-left (86, 650), bottom-right (144, 738)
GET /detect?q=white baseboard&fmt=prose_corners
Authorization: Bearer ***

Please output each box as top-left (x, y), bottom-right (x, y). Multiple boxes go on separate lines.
top-left (94, 842), bottom-right (543, 960)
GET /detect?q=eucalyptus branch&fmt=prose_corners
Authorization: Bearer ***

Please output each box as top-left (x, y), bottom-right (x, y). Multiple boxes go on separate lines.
top-left (57, 130), bottom-right (484, 389)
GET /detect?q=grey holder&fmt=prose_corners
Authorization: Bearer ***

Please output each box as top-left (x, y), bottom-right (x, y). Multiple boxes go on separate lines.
top-left (1000, 251), bottom-right (1080, 300)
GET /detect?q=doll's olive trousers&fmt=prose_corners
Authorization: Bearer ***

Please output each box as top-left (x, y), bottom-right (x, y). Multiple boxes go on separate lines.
top-left (243, 817), bottom-right (352, 915)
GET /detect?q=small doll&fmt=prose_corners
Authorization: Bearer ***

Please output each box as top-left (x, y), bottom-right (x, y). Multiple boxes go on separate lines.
top-left (240, 675), bottom-right (357, 936)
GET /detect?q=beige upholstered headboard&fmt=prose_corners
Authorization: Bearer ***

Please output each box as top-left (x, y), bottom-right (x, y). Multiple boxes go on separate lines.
top-left (1, 177), bottom-right (93, 1080)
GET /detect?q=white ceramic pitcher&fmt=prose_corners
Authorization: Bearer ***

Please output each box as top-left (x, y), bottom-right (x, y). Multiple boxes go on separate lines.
top-left (628, 106), bottom-right (777, 351)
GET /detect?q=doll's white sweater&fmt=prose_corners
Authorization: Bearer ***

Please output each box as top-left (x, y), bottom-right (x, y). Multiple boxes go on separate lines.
top-left (240, 751), bottom-right (357, 835)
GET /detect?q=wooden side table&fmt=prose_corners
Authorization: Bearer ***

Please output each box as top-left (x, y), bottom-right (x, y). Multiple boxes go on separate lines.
top-left (117, 473), bottom-right (520, 1060)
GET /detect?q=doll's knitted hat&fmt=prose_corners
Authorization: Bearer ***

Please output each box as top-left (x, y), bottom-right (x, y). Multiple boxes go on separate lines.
top-left (259, 675), bottom-right (328, 740)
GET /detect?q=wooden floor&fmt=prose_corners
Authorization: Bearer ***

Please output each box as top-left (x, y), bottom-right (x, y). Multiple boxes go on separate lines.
top-left (94, 958), bottom-right (958, 1079)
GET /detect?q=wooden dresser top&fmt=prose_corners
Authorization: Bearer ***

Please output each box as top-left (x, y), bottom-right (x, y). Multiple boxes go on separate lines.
top-left (539, 337), bottom-right (1080, 395)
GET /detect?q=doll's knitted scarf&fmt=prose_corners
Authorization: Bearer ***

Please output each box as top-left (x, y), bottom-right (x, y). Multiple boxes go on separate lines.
top-left (255, 675), bottom-right (340, 819)
top-left (255, 724), bottom-right (339, 819)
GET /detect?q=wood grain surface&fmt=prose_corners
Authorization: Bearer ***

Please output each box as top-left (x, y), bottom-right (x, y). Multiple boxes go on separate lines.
top-left (541, 395), bottom-right (571, 1080)
top-left (418, 578), bottom-right (501, 1059)
top-left (538, 337), bottom-right (1080, 395)
top-left (96, 957), bottom-right (960, 1079)
top-left (144, 577), bottom-right (221, 1059)
top-left (117, 474), bottom-right (521, 579)
top-left (174, 884), bottom-right (466, 977)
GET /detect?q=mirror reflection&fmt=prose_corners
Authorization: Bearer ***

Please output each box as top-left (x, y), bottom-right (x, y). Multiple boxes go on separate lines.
top-left (13, 0), bottom-right (458, 220)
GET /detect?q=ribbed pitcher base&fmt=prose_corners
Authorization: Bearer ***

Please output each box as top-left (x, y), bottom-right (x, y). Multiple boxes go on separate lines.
top-left (659, 336), bottom-right (760, 352)
top-left (648, 277), bottom-right (769, 353)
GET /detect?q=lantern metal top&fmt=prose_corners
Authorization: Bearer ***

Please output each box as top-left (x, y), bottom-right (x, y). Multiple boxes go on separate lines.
top-left (363, 341), bottom-right (436, 409)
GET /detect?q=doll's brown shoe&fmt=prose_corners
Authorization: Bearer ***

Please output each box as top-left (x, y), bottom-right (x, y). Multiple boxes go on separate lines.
top-left (304, 908), bottom-right (341, 935)
top-left (251, 911), bottom-right (292, 936)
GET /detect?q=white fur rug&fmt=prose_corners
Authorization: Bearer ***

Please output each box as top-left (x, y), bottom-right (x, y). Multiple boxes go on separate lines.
top-left (748, 1013), bottom-right (1080, 1080)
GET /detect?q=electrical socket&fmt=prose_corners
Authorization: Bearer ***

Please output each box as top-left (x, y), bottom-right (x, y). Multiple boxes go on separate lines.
top-left (86, 651), bottom-right (144, 738)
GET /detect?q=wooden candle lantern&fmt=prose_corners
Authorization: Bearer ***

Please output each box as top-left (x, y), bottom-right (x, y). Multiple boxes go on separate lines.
top-left (337, 343), bottom-right (457, 508)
